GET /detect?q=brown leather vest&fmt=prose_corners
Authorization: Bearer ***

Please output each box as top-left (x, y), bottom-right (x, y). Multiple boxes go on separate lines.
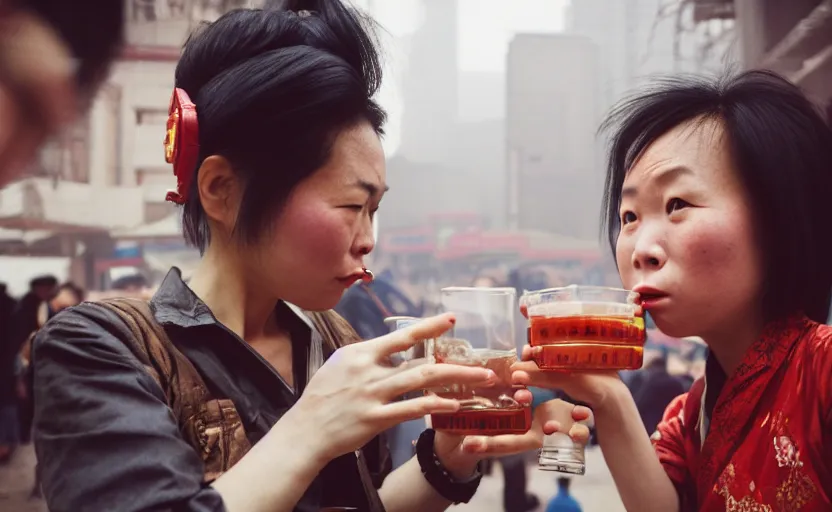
top-left (96, 298), bottom-right (387, 512)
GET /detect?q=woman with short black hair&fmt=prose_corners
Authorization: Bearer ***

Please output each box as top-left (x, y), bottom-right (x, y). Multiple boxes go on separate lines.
top-left (32, 2), bottom-right (548, 511)
top-left (515, 70), bottom-right (832, 511)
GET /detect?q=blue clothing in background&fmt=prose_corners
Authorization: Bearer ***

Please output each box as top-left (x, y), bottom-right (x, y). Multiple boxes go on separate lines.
top-left (530, 387), bottom-right (558, 410)
top-left (546, 490), bottom-right (582, 512)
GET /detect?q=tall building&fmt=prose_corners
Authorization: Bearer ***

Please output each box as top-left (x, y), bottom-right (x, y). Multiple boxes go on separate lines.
top-left (505, 34), bottom-right (602, 239)
top-left (399, 0), bottom-right (459, 165)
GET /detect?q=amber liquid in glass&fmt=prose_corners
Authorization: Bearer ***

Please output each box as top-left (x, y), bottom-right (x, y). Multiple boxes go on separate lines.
top-left (430, 339), bottom-right (532, 435)
top-left (528, 315), bottom-right (646, 370)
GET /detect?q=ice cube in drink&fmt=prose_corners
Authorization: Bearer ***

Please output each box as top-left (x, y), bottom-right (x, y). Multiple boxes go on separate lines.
top-left (429, 338), bottom-right (532, 435)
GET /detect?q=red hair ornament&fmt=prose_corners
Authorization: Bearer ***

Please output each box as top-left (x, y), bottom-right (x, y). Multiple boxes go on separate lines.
top-left (163, 88), bottom-right (199, 205)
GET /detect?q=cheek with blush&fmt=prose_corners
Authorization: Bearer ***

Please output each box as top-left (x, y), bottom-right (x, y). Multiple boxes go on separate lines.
top-left (277, 200), bottom-right (354, 270)
top-left (671, 214), bottom-right (759, 309)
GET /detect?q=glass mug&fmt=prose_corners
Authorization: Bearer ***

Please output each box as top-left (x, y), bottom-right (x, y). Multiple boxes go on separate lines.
top-left (428, 287), bottom-right (532, 436)
top-left (520, 285), bottom-right (646, 371)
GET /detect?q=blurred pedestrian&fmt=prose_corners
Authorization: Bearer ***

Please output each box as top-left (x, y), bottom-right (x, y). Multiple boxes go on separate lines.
top-left (545, 477), bottom-right (582, 512)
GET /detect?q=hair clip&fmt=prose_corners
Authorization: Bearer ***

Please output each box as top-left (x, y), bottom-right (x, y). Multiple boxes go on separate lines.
top-left (163, 88), bottom-right (199, 205)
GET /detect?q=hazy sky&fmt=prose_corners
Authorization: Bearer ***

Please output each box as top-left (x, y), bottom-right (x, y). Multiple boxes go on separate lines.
top-left (355, 0), bottom-right (568, 70)
top-left (349, 0), bottom-right (569, 154)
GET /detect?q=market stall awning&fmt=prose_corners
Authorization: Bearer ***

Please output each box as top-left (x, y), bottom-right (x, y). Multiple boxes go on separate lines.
top-left (113, 214), bottom-right (182, 240)
top-left (0, 177), bottom-right (144, 232)
top-left (0, 228), bottom-right (53, 244)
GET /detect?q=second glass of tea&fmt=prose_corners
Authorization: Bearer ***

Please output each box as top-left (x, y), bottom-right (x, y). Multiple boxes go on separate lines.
top-left (430, 286), bottom-right (532, 436)
top-left (520, 285), bottom-right (646, 371)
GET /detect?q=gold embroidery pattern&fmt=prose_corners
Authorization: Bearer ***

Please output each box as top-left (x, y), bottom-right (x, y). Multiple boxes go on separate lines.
top-left (772, 435), bottom-right (817, 511)
top-left (720, 494), bottom-right (773, 512)
top-left (716, 466), bottom-right (772, 511)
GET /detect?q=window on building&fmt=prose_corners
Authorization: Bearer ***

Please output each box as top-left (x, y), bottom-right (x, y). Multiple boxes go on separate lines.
top-left (31, 117), bottom-right (91, 183)
top-left (136, 108), bottom-right (169, 126)
top-left (130, 0), bottom-right (262, 22)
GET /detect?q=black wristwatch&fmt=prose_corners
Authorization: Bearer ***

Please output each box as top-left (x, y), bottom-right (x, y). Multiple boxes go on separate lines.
top-left (415, 429), bottom-right (482, 504)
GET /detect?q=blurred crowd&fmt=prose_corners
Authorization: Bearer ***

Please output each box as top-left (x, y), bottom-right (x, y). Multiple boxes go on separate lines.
top-left (0, 273), bottom-right (152, 476)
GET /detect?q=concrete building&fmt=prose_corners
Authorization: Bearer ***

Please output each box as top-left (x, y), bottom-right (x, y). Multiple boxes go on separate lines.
top-left (728, 0), bottom-right (832, 116)
top-left (567, 0), bottom-right (738, 114)
top-left (398, 0), bottom-right (459, 166)
top-left (505, 34), bottom-right (603, 239)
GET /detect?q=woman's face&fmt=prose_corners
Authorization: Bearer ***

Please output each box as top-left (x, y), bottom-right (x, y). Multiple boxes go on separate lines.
top-left (252, 122), bottom-right (386, 311)
top-left (51, 288), bottom-right (81, 312)
top-left (0, 11), bottom-right (76, 188)
top-left (615, 118), bottom-right (763, 339)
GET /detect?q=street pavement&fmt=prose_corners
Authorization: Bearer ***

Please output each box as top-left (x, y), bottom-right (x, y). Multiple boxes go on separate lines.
top-left (0, 444), bottom-right (624, 511)
top-left (0, 444), bottom-right (44, 512)
top-left (457, 447), bottom-right (625, 512)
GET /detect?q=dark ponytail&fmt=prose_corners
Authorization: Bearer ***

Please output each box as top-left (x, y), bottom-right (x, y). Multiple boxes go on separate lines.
top-left (175, 1), bottom-right (386, 252)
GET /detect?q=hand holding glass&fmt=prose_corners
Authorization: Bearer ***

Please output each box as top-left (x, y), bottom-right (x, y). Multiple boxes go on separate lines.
top-left (429, 287), bottom-right (532, 436)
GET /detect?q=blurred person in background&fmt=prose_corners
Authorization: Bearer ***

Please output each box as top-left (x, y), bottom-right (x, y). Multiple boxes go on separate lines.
top-left (111, 273), bottom-right (150, 294)
top-left (545, 477), bottom-right (582, 512)
top-left (629, 350), bottom-right (686, 437)
top-left (0, 282), bottom-right (18, 463)
top-left (516, 70), bottom-right (832, 511)
top-left (17, 281), bottom-right (84, 446)
top-left (14, 281), bottom-right (84, 499)
top-left (10, 275), bottom-right (57, 350)
top-left (336, 270), bottom-right (422, 340)
top-left (110, 272), bottom-right (155, 300)
top-left (0, 0), bottom-right (124, 188)
top-left (30, 2), bottom-right (552, 511)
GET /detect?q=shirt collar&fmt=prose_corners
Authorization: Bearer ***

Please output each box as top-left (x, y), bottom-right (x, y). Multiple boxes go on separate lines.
top-left (149, 267), bottom-right (312, 334)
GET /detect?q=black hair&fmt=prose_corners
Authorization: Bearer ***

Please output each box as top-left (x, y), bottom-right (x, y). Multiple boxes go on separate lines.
top-left (557, 477), bottom-right (571, 489)
top-left (22, 0), bottom-right (124, 95)
top-left (111, 273), bottom-right (149, 291)
top-left (601, 70), bottom-right (832, 324)
top-left (175, 0), bottom-right (386, 253)
top-left (29, 275), bottom-right (58, 290)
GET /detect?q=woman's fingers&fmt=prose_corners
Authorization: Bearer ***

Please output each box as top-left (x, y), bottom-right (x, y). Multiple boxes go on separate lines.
top-left (540, 418), bottom-right (591, 444)
top-left (572, 405), bottom-right (593, 425)
top-left (568, 423), bottom-right (591, 445)
top-left (376, 395), bottom-right (460, 424)
top-left (367, 314), bottom-right (455, 357)
top-left (510, 364), bottom-right (571, 390)
top-left (375, 362), bottom-right (495, 400)
top-left (520, 345), bottom-right (537, 362)
top-left (512, 388), bottom-right (532, 406)
top-left (460, 429), bottom-right (543, 456)
top-left (541, 419), bottom-right (561, 435)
